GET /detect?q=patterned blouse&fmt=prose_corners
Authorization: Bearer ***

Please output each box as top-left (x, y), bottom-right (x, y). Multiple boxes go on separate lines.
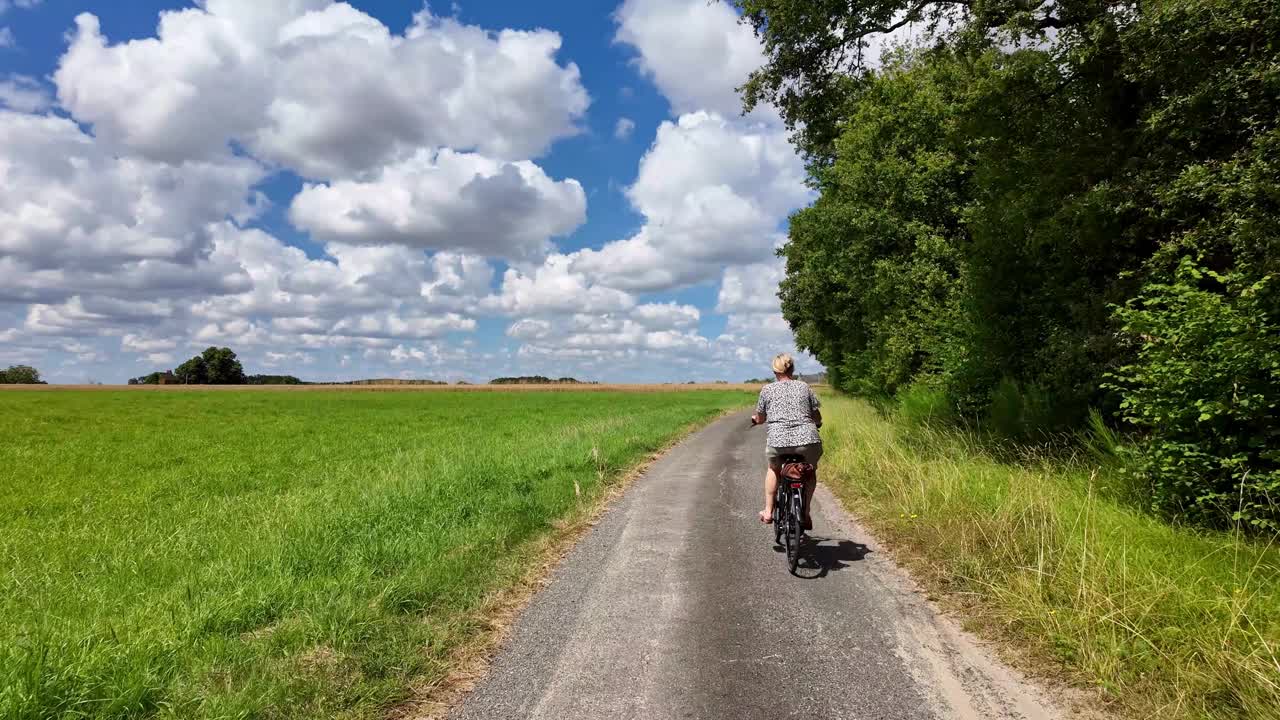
top-left (755, 379), bottom-right (822, 448)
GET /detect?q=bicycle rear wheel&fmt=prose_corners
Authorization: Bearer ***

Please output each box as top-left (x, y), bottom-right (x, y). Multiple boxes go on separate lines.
top-left (785, 488), bottom-right (802, 573)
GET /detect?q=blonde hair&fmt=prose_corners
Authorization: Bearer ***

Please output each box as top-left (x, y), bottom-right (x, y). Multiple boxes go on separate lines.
top-left (771, 353), bottom-right (795, 376)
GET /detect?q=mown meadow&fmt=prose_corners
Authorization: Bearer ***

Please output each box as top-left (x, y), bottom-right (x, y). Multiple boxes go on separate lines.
top-left (0, 388), bottom-right (751, 719)
top-left (819, 393), bottom-right (1280, 720)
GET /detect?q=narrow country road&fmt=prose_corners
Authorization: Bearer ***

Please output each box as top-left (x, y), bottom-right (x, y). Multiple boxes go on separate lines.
top-left (449, 410), bottom-right (1066, 720)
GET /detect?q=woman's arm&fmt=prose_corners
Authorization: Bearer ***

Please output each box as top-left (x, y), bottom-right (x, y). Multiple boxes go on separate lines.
top-left (811, 409), bottom-right (822, 429)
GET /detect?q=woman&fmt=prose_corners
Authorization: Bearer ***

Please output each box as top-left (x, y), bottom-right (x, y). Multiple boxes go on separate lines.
top-left (751, 353), bottom-right (822, 527)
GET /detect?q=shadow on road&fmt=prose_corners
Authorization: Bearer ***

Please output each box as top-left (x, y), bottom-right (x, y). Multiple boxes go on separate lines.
top-left (772, 535), bottom-right (871, 579)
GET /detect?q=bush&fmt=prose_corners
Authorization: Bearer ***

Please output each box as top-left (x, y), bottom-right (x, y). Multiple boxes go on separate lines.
top-left (1111, 258), bottom-right (1280, 532)
top-left (984, 379), bottom-right (1063, 439)
top-left (895, 382), bottom-right (955, 427)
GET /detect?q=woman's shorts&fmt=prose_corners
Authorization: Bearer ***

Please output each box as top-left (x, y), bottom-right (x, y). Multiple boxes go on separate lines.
top-left (765, 442), bottom-right (823, 465)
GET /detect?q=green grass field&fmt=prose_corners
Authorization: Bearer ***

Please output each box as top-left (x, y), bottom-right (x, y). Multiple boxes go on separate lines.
top-left (0, 389), bottom-right (751, 719)
top-left (819, 394), bottom-right (1280, 720)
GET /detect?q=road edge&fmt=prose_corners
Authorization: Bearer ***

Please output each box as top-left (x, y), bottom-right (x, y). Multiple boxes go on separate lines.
top-left (811, 483), bottom-right (1112, 719)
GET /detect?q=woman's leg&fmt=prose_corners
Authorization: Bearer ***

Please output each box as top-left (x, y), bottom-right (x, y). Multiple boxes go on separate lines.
top-left (760, 461), bottom-right (779, 523)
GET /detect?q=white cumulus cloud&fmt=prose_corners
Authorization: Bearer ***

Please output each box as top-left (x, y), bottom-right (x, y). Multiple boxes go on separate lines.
top-left (289, 149), bottom-right (585, 259)
top-left (614, 0), bottom-right (766, 118)
top-left (0, 75), bottom-right (52, 112)
top-left (0, 110), bottom-right (263, 306)
top-left (568, 111), bottom-right (807, 292)
top-left (54, 2), bottom-right (590, 177)
top-left (486, 255), bottom-right (636, 316)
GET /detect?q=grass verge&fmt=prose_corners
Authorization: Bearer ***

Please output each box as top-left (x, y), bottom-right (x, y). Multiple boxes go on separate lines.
top-left (819, 394), bottom-right (1280, 720)
top-left (0, 389), bottom-right (750, 719)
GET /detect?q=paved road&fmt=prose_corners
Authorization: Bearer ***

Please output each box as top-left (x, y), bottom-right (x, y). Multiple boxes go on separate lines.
top-left (450, 411), bottom-right (1065, 720)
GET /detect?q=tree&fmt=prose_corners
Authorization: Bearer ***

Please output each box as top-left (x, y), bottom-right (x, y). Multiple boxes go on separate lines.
top-left (171, 347), bottom-right (246, 385)
top-left (174, 356), bottom-right (208, 385)
top-left (779, 49), bottom-right (969, 399)
top-left (0, 365), bottom-right (43, 384)
top-left (200, 347), bottom-right (246, 385)
top-left (733, 0), bottom-right (1072, 164)
top-left (738, 0), bottom-right (1280, 529)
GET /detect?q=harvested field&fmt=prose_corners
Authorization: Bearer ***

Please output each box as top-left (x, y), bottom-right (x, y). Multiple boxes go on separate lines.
top-left (0, 388), bottom-right (752, 719)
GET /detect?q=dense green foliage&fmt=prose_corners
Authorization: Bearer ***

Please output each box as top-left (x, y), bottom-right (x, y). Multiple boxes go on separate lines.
top-left (0, 365), bottom-right (42, 384)
top-left (1110, 260), bottom-right (1280, 531)
top-left (0, 389), bottom-right (749, 719)
top-left (737, 0), bottom-right (1279, 530)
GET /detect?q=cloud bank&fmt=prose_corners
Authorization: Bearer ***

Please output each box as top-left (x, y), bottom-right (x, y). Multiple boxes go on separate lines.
top-left (1, 0), bottom-right (820, 383)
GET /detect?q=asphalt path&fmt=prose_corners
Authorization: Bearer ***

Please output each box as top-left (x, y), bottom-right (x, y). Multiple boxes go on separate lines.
top-left (450, 410), bottom-right (1066, 720)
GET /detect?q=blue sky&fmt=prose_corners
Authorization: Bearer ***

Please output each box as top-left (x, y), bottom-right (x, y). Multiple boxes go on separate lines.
top-left (0, 0), bottom-right (817, 383)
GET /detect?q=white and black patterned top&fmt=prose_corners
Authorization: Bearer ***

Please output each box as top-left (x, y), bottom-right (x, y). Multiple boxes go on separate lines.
top-left (755, 379), bottom-right (822, 448)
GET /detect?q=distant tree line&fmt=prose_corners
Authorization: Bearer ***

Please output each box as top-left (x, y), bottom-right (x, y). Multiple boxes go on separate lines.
top-left (245, 375), bottom-right (304, 385)
top-left (737, 0), bottom-right (1279, 531)
top-left (746, 373), bottom-right (828, 385)
top-left (340, 379), bottom-right (447, 386)
top-left (0, 365), bottom-right (44, 384)
top-left (130, 347), bottom-right (251, 385)
top-left (128, 371), bottom-right (175, 385)
top-left (489, 376), bottom-right (592, 385)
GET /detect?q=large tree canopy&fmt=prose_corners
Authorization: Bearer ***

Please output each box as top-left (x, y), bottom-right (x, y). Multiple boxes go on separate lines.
top-left (738, 0), bottom-right (1280, 531)
top-left (735, 0), bottom-right (1075, 163)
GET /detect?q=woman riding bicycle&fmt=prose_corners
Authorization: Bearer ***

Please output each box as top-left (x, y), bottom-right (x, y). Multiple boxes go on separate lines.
top-left (751, 353), bottom-right (822, 528)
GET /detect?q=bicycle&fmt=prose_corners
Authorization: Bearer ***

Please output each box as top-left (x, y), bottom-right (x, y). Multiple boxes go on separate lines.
top-left (772, 453), bottom-right (812, 574)
top-left (750, 419), bottom-right (813, 574)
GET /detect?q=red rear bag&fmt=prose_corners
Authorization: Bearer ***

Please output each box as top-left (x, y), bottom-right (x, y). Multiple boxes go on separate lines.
top-left (781, 462), bottom-right (813, 480)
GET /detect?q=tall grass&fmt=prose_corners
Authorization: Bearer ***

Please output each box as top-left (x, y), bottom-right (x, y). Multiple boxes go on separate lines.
top-left (820, 394), bottom-right (1280, 719)
top-left (0, 389), bottom-right (750, 719)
